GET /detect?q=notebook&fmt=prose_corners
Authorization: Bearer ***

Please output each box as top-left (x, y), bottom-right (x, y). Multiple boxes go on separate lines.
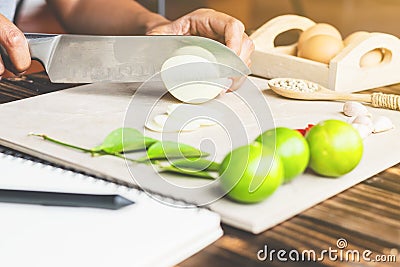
top-left (0, 150), bottom-right (222, 267)
top-left (0, 76), bottom-right (399, 234)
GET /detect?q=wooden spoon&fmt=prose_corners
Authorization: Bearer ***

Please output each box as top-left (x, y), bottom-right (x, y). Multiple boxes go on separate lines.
top-left (268, 78), bottom-right (400, 111)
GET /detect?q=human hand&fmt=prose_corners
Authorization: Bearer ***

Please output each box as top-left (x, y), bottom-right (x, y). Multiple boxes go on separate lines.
top-left (146, 9), bottom-right (254, 91)
top-left (0, 14), bottom-right (31, 77)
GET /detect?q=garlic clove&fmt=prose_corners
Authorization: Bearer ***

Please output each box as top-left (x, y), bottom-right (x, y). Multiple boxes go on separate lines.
top-left (346, 116), bottom-right (355, 124)
top-left (343, 101), bottom-right (369, 117)
top-left (352, 115), bottom-right (374, 132)
top-left (352, 123), bottom-right (372, 139)
top-left (373, 116), bottom-right (394, 133)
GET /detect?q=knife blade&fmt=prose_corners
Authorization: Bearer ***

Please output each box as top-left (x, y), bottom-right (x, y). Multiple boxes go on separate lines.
top-left (1, 33), bottom-right (250, 83)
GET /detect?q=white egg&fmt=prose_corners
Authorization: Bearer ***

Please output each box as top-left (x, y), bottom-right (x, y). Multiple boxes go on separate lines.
top-left (344, 31), bottom-right (369, 46)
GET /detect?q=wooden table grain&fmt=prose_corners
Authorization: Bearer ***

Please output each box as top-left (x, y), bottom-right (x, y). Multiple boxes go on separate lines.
top-left (0, 73), bottom-right (399, 267)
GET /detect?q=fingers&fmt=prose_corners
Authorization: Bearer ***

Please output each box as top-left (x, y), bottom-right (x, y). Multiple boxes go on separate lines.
top-left (189, 9), bottom-right (246, 56)
top-left (238, 33), bottom-right (255, 67)
top-left (146, 18), bottom-right (184, 36)
top-left (224, 18), bottom-right (254, 91)
top-left (227, 34), bottom-right (254, 92)
top-left (223, 17), bottom-right (254, 68)
top-left (0, 14), bottom-right (31, 75)
top-left (148, 8), bottom-right (254, 66)
top-left (228, 33), bottom-right (254, 92)
top-left (147, 8), bottom-right (254, 92)
top-left (223, 17), bottom-right (246, 56)
top-left (0, 52), bottom-right (4, 76)
top-left (228, 76), bottom-right (246, 92)
top-left (180, 9), bottom-right (254, 67)
top-left (146, 23), bottom-right (175, 35)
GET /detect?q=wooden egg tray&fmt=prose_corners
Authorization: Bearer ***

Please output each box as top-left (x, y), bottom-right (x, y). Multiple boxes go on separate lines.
top-left (250, 15), bottom-right (400, 92)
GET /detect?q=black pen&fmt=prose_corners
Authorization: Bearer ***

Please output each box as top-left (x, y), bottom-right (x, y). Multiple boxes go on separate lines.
top-left (0, 189), bottom-right (134, 210)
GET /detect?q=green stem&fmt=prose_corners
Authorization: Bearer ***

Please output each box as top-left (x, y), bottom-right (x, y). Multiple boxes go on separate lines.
top-left (29, 133), bottom-right (93, 153)
top-left (110, 152), bottom-right (141, 163)
top-left (30, 133), bottom-right (147, 163)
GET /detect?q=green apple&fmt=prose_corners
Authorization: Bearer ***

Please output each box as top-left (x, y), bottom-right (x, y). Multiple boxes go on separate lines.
top-left (219, 142), bottom-right (284, 203)
top-left (256, 127), bottom-right (310, 182)
top-left (306, 119), bottom-right (363, 177)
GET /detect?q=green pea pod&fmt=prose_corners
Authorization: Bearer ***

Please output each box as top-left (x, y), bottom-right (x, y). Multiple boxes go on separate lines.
top-left (139, 141), bottom-right (208, 161)
top-left (92, 128), bottom-right (157, 153)
top-left (158, 165), bottom-right (217, 179)
top-left (171, 158), bottom-right (220, 172)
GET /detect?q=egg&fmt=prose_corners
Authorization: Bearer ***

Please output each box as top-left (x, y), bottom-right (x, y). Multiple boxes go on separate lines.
top-left (298, 23), bottom-right (342, 50)
top-left (360, 48), bottom-right (383, 67)
top-left (343, 31), bottom-right (383, 67)
top-left (297, 34), bottom-right (344, 64)
top-left (344, 31), bottom-right (369, 46)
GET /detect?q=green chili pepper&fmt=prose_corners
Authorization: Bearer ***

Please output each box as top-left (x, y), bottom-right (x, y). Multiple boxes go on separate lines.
top-left (92, 128), bottom-right (157, 153)
top-left (138, 141), bottom-right (208, 161)
top-left (171, 158), bottom-right (220, 172)
top-left (158, 165), bottom-right (216, 179)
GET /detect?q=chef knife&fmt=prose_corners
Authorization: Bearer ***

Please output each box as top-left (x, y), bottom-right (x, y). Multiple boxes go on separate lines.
top-left (0, 33), bottom-right (250, 83)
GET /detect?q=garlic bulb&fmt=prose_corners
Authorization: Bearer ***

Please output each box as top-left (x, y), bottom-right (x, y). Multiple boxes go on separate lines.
top-left (343, 101), bottom-right (369, 117)
top-left (373, 116), bottom-right (394, 133)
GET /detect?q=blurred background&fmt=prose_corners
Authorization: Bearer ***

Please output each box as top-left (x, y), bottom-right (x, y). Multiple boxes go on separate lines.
top-left (14, 0), bottom-right (400, 73)
top-left (148, 0), bottom-right (400, 37)
top-left (18, 0), bottom-right (400, 36)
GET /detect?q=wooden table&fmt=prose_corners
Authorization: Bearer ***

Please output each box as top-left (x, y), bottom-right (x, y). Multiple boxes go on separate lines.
top-left (1, 73), bottom-right (399, 266)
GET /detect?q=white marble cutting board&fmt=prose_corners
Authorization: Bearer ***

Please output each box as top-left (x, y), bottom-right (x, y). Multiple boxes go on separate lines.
top-left (0, 76), bottom-right (398, 234)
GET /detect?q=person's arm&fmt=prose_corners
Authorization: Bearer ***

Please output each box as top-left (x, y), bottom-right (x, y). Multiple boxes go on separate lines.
top-left (0, 14), bottom-right (30, 76)
top-left (47, 1), bottom-right (253, 65)
top-left (46, 0), bottom-right (170, 35)
top-left (1, 0), bottom-right (254, 85)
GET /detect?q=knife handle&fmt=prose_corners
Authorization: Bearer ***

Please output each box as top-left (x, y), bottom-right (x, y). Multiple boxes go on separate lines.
top-left (0, 33), bottom-right (59, 75)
